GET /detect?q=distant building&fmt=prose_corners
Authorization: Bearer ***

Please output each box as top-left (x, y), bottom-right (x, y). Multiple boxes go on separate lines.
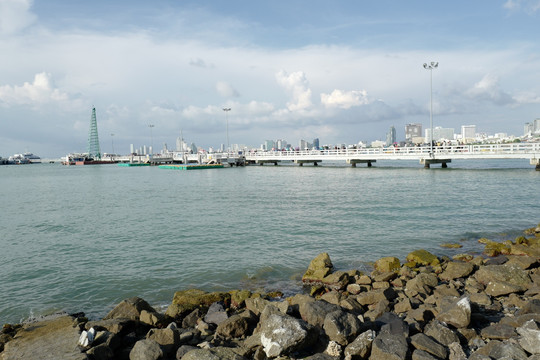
top-left (461, 125), bottom-right (476, 143)
top-left (299, 139), bottom-right (309, 150)
top-left (425, 127), bottom-right (454, 143)
top-left (264, 140), bottom-right (275, 151)
top-left (524, 122), bottom-right (534, 135)
top-left (371, 140), bottom-right (385, 148)
top-left (386, 126), bottom-right (396, 146)
top-left (312, 138), bottom-right (320, 149)
top-left (276, 139), bottom-right (287, 150)
top-left (405, 123), bottom-right (422, 142)
top-left (535, 118), bottom-right (540, 134)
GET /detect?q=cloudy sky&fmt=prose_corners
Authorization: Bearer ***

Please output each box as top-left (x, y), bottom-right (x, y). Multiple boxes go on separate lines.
top-left (1, 0), bottom-right (539, 157)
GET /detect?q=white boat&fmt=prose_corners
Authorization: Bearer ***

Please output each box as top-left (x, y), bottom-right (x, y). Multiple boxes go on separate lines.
top-left (8, 153), bottom-right (41, 164)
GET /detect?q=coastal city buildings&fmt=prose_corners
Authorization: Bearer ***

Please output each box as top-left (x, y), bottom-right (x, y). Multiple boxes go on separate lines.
top-left (405, 123), bottom-right (422, 142)
top-left (461, 125), bottom-right (477, 143)
top-left (425, 127), bottom-right (455, 143)
top-left (386, 126), bottom-right (396, 146)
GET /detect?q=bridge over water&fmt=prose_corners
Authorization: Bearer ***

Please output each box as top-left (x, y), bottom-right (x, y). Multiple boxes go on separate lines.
top-left (244, 143), bottom-right (540, 170)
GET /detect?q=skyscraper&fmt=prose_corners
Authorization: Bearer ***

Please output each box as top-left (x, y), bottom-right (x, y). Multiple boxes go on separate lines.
top-left (312, 138), bottom-right (320, 149)
top-left (405, 123), bottom-right (422, 142)
top-left (386, 126), bottom-right (396, 146)
top-left (461, 125), bottom-right (476, 142)
top-left (87, 107), bottom-right (101, 160)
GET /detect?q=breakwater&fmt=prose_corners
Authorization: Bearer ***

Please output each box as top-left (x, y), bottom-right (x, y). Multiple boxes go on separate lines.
top-left (1, 224), bottom-right (539, 359)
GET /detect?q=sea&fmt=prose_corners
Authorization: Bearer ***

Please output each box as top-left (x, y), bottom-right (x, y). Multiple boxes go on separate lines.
top-left (0, 159), bottom-right (539, 324)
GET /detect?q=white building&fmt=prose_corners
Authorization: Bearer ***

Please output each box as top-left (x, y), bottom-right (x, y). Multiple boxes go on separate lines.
top-left (535, 118), bottom-right (540, 134)
top-left (461, 125), bottom-right (476, 143)
top-left (425, 127), bottom-right (455, 143)
top-left (405, 123), bottom-right (422, 142)
top-left (370, 140), bottom-right (385, 148)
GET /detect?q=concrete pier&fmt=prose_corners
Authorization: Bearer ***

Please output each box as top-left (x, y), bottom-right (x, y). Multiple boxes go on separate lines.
top-left (420, 158), bottom-right (451, 169)
top-left (532, 158), bottom-right (540, 171)
top-left (256, 159), bottom-right (280, 166)
top-left (295, 159), bottom-right (322, 166)
top-left (347, 159), bottom-right (376, 167)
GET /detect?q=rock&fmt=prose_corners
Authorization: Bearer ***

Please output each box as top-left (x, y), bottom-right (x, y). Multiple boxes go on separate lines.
top-left (440, 243), bottom-right (463, 249)
top-left (355, 287), bottom-right (397, 306)
top-left (517, 319), bottom-right (540, 355)
top-left (245, 297), bottom-right (271, 316)
top-left (86, 343), bottom-right (114, 360)
top-left (182, 347), bottom-right (246, 360)
top-left (176, 345), bottom-right (198, 359)
top-left (1, 315), bottom-right (86, 360)
top-left (473, 340), bottom-right (528, 360)
top-left (140, 310), bottom-right (166, 327)
top-left (146, 327), bottom-right (180, 356)
top-left (411, 349), bottom-right (438, 360)
top-left (129, 339), bottom-right (163, 360)
top-left (369, 332), bottom-right (408, 360)
top-left (204, 302), bottom-right (229, 325)
top-left (374, 257), bottom-right (401, 273)
top-left (505, 255), bottom-right (538, 269)
top-left (299, 300), bottom-right (342, 328)
top-left (230, 290), bottom-right (252, 309)
top-left (324, 340), bottom-right (342, 357)
top-left (181, 309), bottom-right (201, 328)
top-left (104, 297), bottom-right (155, 320)
top-left (405, 272), bottom-right (439, 297)
top-left (320, 290), bottom-right (343, 305)
top-left (479, 322), bottom-right (516, 340)
top-left (483, 240), bottom-right (511, 257)
top-left (453, 254), bottom-right (474, 262)
top-left (216, 314), bottom-right (249, 339)
top-left (474, 264), bottom-right (532, 296)
top-left (517, 298), bottom-right (540, 315)
top-left (439, 261), bottom-right (475, 281)
top-left (436, 296), bottom-right (471, 328)
top-left (259, 313), bottom-right (316, 357)
top-left (346, 283), bottom-right (362, 295)
top-left (410, 333), bottom-right (448, 359)
top-left (323, 310), bottom-right (362, 346)
top-left (302, 252), bottom-right (334, 284)
top-left (166, 289), bottom-right (230, 318)
top-left (424, 319), bottom-right (460, 346)
top-left (406, 249), bottom-right (440, 267)
top-left (344, 329), bottom-right (375, 359)
top-left (322, 270), bottom-right (350, 290)
top-left (448, 341), bottom-right (467, 360)
top-left (394, 298), bottom-right (413, 314)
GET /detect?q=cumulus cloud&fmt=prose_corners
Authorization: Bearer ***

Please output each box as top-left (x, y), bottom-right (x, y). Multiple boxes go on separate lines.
top-left (503, 0), bottom-right (540, 12)
top-left (0, 0), bottom-right (36, 34)
top-left (189, 58), bottom-right (213, 68)
top-left (465, 73), bottom-right (514, 105)
top-left (216, 81), bottom-right (240, 98)
top-left (0, 72), bottom-right (69, 106)
top-left (320, 89), bottom-right (370, 109)
top-left (275, 70), bottom-right (313, 111)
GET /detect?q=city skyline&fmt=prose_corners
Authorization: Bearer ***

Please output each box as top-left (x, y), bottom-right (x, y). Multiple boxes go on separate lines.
top-left (1, 1), bottom-right (540, 157)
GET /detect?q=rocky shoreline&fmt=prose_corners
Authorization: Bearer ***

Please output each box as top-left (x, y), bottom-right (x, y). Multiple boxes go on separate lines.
top-left (1, 224), bottom-right (540, 360)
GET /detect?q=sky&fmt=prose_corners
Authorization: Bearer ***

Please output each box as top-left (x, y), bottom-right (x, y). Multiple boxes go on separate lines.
top-left (1, 0), bottom-right (540, 157)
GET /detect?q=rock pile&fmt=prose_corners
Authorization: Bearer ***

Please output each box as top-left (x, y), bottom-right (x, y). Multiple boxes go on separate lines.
top-left (1, 225), bottom-right (540, 360)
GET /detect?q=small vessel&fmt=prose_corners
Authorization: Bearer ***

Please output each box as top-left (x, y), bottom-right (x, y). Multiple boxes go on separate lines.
top-left (61, 153), bottom-right (116, 165)
top-left (7, 153), bottom-right (41, 164)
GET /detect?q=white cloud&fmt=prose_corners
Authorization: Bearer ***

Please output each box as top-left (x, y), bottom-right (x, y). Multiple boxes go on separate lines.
top-left (0, 0), bottom-right (36, 34)
top-left (503, 0), bottom-right (540, 12)
top-left (216, 81), bottom-right (240, 98)
top-left (465, 73), bottom-right (514, 106)
top-left (320, 89), bottom-right (370, 109)
top-left (0, 72), bottom-right (69, 106)
top-left (275, 70), bottom-right (313, 111)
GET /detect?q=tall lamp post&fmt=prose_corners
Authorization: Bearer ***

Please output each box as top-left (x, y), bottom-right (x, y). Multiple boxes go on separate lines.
top-left (222, 108), bottom-right (231, 152)
top-left (423, 61), bottom-right (438, 155)
top-left (148, 124), bottom-right (155, 155)
top-left (111, 133), bottom-right (115, 156)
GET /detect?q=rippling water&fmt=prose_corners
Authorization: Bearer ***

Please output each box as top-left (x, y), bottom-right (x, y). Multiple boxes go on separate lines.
top-left (1, 160), bottom-right (538, 324)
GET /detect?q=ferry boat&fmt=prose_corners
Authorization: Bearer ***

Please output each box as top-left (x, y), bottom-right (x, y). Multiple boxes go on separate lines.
top-left (61, 153), bottom-right (116, 165)
top-left (7, 153), bottom-right (41, 164)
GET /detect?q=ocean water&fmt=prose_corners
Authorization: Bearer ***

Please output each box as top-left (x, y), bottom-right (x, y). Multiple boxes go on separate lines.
top-left (0, 159), bottom-right (539, 324)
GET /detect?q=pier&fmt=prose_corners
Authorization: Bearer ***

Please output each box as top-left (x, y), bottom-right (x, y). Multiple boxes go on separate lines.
top-left (244, 143), bottom-right (540, 170)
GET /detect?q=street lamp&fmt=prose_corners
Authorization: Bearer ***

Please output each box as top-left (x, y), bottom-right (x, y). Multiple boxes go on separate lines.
top-left (148, 124), bottom-right (155, 154)
top-left (423, 61), bottom-right (438, 155)
top-left (222, 108), bottom-right (231, 152)
top-left (111, 133), bottom-right (115, 155)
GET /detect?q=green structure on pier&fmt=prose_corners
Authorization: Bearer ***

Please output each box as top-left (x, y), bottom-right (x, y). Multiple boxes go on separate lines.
top-left (87, 107), bottom-right (101, 160)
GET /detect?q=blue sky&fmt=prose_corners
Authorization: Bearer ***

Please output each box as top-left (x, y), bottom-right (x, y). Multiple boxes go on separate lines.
top-left (1, 0), bottom-right (540, 157)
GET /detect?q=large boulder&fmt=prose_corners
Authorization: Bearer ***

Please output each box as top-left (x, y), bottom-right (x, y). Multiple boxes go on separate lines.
top-left (166, 289), bottom-right (230, 318)
top-left (1, 315), bottom-right (86, 360)
top-left (405, 273), bottom-right (439, 297)
top-left (439, 261), bottom-right (475, 281)
top-left (323, 310), bottom-right (362, 346)
top-left (103, 297), bottom-right (155, 321)
top-left (302, 253), bottom-right (334, 284)
top-left (146, 327), bottom-right (179, 356)
top-left (259, 313), bottom-right (317, 357)
top-left (215, 314), bottom-right (249, 339)
top-left (182, 347), bottom-right (247, 360)
top-left (299, 300), bottom-right (342, 328)
top-left (406, 249), bottom-right (440, 267)
top-left (424, 320), bottom-right (460, 346)
top-left (410, 333), bottom-right (448, 359)
top-left (369, 332), bottom-right (408, 360)
top-left (474, 264), bottom-right (532, 296)
top-left (436, 296), bottom-right (471, 329)
top-left (374, 257), bottom-right (401, 273)
top-left (517, 319), bottom-right (540, 355)
top-left (129, 339), bottom-right (163, 360)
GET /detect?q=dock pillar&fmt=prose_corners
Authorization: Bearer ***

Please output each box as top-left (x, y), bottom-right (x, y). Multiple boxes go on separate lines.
top-left (421, 159), bottom-right (451, 169)
top-left (531, 159), bottom-right (540, 171)
top-left (295, 160), bottom-right (322, 166)
top-left (347, 159), bottom-right (377, 168)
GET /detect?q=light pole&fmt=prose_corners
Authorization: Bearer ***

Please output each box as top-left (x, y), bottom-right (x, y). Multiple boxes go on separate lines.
top-left (148, 124), bottom-right (155, 155)
top-left (222, 108), bottom-right (231, 152)
top-left (111, 133), bottom-right (115, 155)
top-left (423, 61), bottom-right (438, 155)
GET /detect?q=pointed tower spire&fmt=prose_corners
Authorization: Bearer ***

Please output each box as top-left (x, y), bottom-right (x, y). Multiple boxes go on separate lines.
top-left (87, 107), bottom-right (101, 160)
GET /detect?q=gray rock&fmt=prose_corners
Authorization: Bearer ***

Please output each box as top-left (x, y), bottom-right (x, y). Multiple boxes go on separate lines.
top-left (377, 312), bottom-right (409, 337)
top-left (323, 310), bottom-right (362, 346)
top-left (448, 341), bottom-right (467, 360)
top-left (410, 333), bottom-right (448, 359)
top-left (344, 329), bottom-right (375, 359)
top-left (147, 327), bottom-right (180, 356)
top-left (369, 332), bottom-right (408, 360)
top-left (517, 319), bottom-right (540, 355)
top-left (259, 313), bottom-right (316, 357)
top-left (424, 319), bottom-right (460, 346)
top-left (480, 323), bottom-right (517, 340)
top-left (436, 296), bottom-right (471, 328)
top-left (439, 261), bottom-right (475, 281)
top-left (204, 302), bottom-right (229, 325)
top-left (181, 309), bottom-right (201, 328)
top-left (517, 298), bottom-right (540, 315)
top-left (176, 345), bottom-right (198, 359)
top-left (411, 349), bottom-right (438, 360)
top-left (405, 273), bottom-right (439, 297)
top-left (86, 343), bottom-right (114, 360)
top-left (473, 340), bottom-right (528, 360)
top-left (129, 339), bottom-right (163, 360)
top-left (104, 297), bottom-right (155, 321)
top-left (245, 297), bottom-right (271, 316)
top-left (474, 264), bottom-right (532, 296)
top-left (216, 314), bottom-right (249, 339)
top-left (181, 347), bottom-right (246, 360)
top-left (299, 300), bottom-right (342, 328)
top-left (355, 287), bottom-right (397, 306)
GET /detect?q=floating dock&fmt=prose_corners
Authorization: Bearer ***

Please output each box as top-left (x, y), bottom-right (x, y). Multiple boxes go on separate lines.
top-left (158, 164), bottom-right (224, 170)
top-left (118, 163), bottom-right (150, 167)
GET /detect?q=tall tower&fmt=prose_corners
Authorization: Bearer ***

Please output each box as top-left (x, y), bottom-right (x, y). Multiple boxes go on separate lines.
top-left (87, 107), bottom-right (101, 160)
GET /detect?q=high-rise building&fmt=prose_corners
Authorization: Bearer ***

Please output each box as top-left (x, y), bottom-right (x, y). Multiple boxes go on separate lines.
top-left (386, 126), bottom-right (396, 146)
top-left (312, 138), bottom-right (320, 149)
top-left (264, 140), bottom-right (275, 151)
top-left (299, 139), bottom-right (308, 150)
top-left (405, 123), bottom-right (422, 142)
top-left (461, 125), bottom-right (476, 141)
top-left (276, 139), bottom-right (287, 150)
top-left (534, 118), bottom-right (540, 134)
top-left (524, 123), bottom-right (534, 135)
top-left (425, 127), bottom-right (454, 142)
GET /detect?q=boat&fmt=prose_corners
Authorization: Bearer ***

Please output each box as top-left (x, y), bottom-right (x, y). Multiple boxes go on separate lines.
top-left (61, 153), bottom-right (116, 165)
top-left (7, 153), bottom-right (41, 164)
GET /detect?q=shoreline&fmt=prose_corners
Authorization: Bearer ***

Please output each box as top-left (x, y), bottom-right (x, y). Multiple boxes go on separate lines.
top-left (1, 222), bottom-right (539, 359)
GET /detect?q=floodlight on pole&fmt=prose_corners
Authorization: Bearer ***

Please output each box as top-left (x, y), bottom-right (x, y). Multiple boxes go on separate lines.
top-left (222, 108), bottom-right (231, 152)
top-left (148, 124), bottom-right (155, 155)
top-left (423, 61), bottom-right (438, 155)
